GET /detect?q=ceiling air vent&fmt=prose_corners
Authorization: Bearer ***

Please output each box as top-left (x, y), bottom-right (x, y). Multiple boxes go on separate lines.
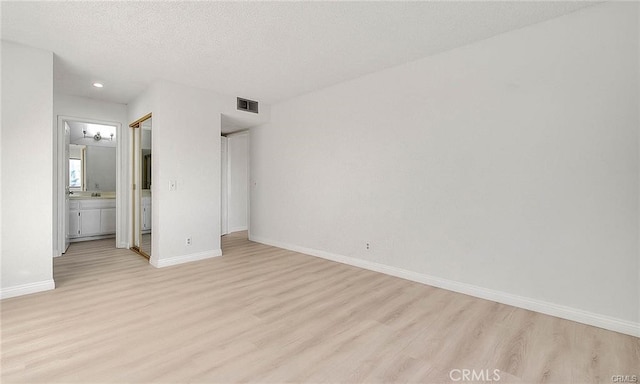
top-left (237, 97), bottom-right (258, 114)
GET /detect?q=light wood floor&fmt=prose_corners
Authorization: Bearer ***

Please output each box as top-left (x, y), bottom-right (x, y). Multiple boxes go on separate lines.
top-left (140, 233), bottom-right (152, 256)
top-left (1, 232), bottom-right (638, 383)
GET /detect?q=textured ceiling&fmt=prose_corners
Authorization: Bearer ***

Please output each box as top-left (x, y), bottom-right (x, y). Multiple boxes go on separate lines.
top-left (2, 1), bottom-right (596, 105)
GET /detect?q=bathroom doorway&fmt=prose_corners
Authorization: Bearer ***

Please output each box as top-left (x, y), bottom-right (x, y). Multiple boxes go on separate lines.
top-left (55, 116), bottom-right (124, 256)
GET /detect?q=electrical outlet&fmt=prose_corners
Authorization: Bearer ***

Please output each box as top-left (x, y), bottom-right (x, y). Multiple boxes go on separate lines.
top-left (170, 180), bottom-right (177, 191)
top-left (366, 242), bottom-right (370, 250)
top-left (186, 237), bottom-right (192, 246)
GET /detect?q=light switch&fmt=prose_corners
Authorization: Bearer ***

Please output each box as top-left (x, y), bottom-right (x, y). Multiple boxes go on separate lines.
top-left (169, 180), bottom-right (177, 191)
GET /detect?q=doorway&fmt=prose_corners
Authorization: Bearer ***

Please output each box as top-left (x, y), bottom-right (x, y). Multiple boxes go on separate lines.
top-left (221, 136), bottom-right (229, 236)
top-left (129, 113), bottom-right (153, 259)
top-left (55, 116), bottom-right (124, 257)
top-left (221, 131), bottom-right (249, 238)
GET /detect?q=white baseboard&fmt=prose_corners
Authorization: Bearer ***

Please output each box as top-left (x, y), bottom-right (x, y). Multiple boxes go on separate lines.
top-left (69, 234), bottom-right (116, 243)
top-left (151, 249), bottom-right (222, 268)
top-left (249, 235), bottom-right (640, 338)
top-left (1, 279), bottom-right (55, 300)
top-left (228, 226), bottom-right (248, 233)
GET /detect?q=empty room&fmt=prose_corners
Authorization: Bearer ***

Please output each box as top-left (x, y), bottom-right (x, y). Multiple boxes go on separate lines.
top-left (1, 1), bottom-right (638, 383)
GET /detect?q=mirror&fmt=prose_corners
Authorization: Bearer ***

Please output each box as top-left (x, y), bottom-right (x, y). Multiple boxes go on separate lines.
top-left (139, 119), bottom-right (152, 257)
top-left (67, 121), bottom-right (117, 193)
top-left (131, 114), bottom-right (152, 259)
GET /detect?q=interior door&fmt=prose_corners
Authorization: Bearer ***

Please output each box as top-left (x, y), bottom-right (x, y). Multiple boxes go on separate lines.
top-left (130, 113), bottom-right (152, 259)
top-left (132, 125), bottom-right (141, 251)
top-left (63, 121), bottom-right (71, 252)
top-left (138, 118), bottom-right (152, 257)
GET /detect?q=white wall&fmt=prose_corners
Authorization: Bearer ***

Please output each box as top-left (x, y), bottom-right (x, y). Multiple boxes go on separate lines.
top-left (227, 132), bottom-right (249, 233)
top-left (55, 94), bottom-right (128, 126)
top-left (85, 146), bottom-right (116, 191)
top-left (1, 41), bottom-right (55, 298)
top-left (250, 2), bottom-right (639, 335)
top-left (69, 144), bottom-right (84, 159)
top-left (128, 80), bottom-right (224, 267)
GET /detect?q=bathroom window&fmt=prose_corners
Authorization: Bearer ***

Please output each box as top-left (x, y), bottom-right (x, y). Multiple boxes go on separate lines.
top-left (69, 158), bottom-right (83, 190)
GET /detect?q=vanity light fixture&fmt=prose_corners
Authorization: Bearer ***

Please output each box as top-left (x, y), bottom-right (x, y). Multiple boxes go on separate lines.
top-left (92, 82), bottom-right (104, 88)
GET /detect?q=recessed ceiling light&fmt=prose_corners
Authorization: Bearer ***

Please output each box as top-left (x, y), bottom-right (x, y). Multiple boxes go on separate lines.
top-left (92, 82), bottom-right (104, 88)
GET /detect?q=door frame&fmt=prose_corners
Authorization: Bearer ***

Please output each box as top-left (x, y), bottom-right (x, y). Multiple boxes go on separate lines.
top-left (221, 135), bottom-right (229, 236)
top-left (53, 115), bottom-right (126, 257)
top-left (223, 130), bottom-right (250, 235)
top-left (129, 113), bottom-right (152, 260)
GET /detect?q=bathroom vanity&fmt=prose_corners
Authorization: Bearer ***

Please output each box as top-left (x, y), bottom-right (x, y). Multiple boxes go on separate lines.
top-left (68, 197), bottom-right (116, 241)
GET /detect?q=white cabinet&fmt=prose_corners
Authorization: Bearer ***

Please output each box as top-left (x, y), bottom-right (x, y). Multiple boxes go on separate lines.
top-left (68, 209), bottom-right (100, 237)
top-left (68, 199), bottom-right (116, 240)
top-left (141, 197), bottom-right (151, 232)
top-left (80, 209), bottom-right (101, 236)
top-left (101, 208), bottom-right (117, 233)
top-left (68, 209), bottom-right (80, 237)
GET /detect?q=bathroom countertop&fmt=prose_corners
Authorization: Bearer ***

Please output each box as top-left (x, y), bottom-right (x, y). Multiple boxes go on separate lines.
top-left (69, 195), bottom-right (116, 200)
